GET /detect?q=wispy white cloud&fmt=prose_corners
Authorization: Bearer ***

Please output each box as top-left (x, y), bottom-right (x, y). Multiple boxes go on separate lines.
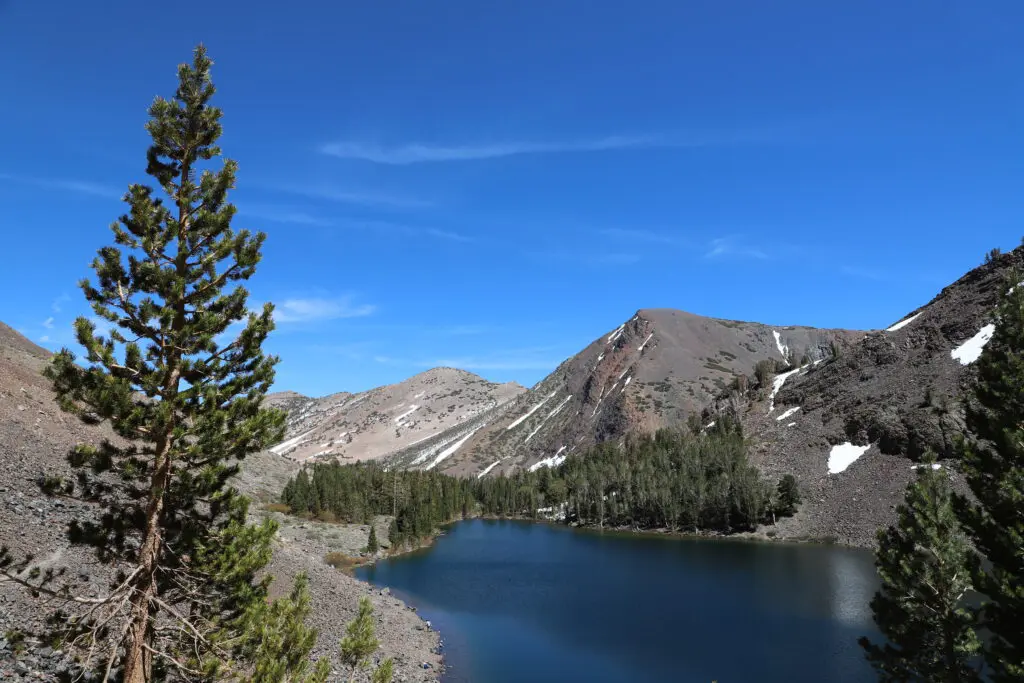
top-left (238, 205), bottom-right (333, 226)
top-left (320, 135), bottom-right (665, 165)
top-left (273, 296), bottom-right (376, 324)
top-left (424, 228), bottom-right (474, 243)
top-left (42, 316), bottom-right (54, 329)
top-left (39, 335), bottom-right (50, 343)
top-left (320, 126), bottom-right (781, 165)
top-left (51, 293), bottom-right (71, 313)
top-left (704, 237), bottom-right (769, 260)
top-left (334, 218), bottom-right (475, 244)
top-left (530, 250), bottom-right (641, 267)
top-left (270, 184), bottom-right (433, 209)
top-left (600, 228), bottom-right (690, 247)
top-left (0, 172), bottom-right (121, 199)
top-left (840, 265), bottom-right (887, 281)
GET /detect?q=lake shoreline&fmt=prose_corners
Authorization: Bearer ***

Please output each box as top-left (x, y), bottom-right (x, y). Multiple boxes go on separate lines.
top-left (355, 518), bottom-right (880, 683)
top-left (353, 513), bottom-right (869, 570)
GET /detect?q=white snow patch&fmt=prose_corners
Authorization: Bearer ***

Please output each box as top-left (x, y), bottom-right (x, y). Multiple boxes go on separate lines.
top-left (768, 366), bottom-right (804, 412)
top-left (312, 449), bottom-right (334, 458)
top-left (590, 387), bottom-right (606, 417)
top-left (413, 391), bottom-right (426, 399)
top-left (773, 330), bottom-right (788, 358)
top-left (406, 432), bottom-right (438, 447)
top-left (523, 422), bottom-right (545, 443)
top-left (425, 423), bottom-right (488, 470)
top-left (911, 463), bottom-right (943, 471)
top-left (776, 406), bottom-right (800, 421)
top-left (477, 460), bottom-right (503, 478)
top-left (270, 429), bottom-right (313, 455)
top-left (607, 324), bottom-right (626, 344)
top-left (529, 446), bottom-right (568, 472)
top-left (951, 324), bottom-right (996, 365)
top-left (886, 312), bottom-right (921, 332)
top-left (638, 332), bottom-right (654, 352)
top-left (506, 390), bottom-right (558, 431)
top-left (828, 443), bottom-right (871, 474)
top-left (536, 502), bottom-right (567, 521)
top-left (525, 396), bottom-right (573, 443)
top-left (341, 394), bottom-right (368, 409)
top-left (596, 354), bottom-right (605, 363)
top-left (337, 432), bottom-right (348, 440)
top-left (394, 405), bottom-right (419, 423)
top-left (618, 367), bottom-right (630, 380)
top-left (623, 376), bottom-right (632, 387)
top-left (786, 422), bottom-right (797, 427)
top-left (704, 421), bottom-right (716, 429)
top-left (546, 395), bottom-right (573, 419)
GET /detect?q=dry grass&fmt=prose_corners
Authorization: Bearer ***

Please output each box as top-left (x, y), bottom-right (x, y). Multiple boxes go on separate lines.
top-left (324, 551), bottom-right (360, 570)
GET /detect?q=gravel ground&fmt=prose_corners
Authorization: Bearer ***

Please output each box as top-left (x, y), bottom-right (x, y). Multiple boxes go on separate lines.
top-left (0, 322), bottom-right (440, 681)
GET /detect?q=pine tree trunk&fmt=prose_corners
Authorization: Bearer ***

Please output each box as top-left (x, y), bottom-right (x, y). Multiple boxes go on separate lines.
top-left (123, 355), bottom-right (179, 681)
top-left (123, 432), bottom-right (175, 683)
top-left (125, 162), bottom-right (189, 682)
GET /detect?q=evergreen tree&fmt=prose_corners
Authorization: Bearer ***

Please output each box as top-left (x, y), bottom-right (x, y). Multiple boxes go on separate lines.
top-left (366, 525), bottom-right (379, 553)
top-left (340, 597), bottom-right (393, 683)
top-left (776, 474), bottom-right (801, 516)
top-left (241, 573), bottom-right (330, 683)
top-left (955, 278), bottom-right (1024, 681)
top-left (0, 46), bottom-right (310, 681)
top-left (859, 457), bottom-right (981, 682)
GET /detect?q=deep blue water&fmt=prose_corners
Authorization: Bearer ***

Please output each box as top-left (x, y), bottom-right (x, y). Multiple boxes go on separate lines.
top-left (356, 520), bottom-right (880, 683)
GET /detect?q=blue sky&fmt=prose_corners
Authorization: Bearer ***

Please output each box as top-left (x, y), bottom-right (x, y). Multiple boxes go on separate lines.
top-left (2, 1), bottom-right (1023, 396)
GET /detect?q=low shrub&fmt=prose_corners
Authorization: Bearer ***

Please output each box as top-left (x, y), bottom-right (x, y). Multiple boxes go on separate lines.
top-left (324, 552), bottom-right (360, 570)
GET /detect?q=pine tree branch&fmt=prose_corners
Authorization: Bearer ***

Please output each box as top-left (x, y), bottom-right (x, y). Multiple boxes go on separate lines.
top-left (151, 595), bottom-right (212, 647)
top-left (141, 642), bottom-right (205, 677)
top-left (0, 569), bottom-right (128, 605)
top-left (185, 262), bottom-right (243, 303)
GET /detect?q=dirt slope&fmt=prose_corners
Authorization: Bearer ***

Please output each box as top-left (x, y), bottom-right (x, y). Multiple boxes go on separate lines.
top-left (0, 322), bottom-right (439, 682)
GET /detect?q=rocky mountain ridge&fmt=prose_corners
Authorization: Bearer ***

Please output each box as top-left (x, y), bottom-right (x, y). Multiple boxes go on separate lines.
top-left (373, 247), bottom-right (1020, 545)
top-left (388, 310), bottom-right (860, 477)
top-left (264, 367), bottom-right (525, 464)
top-left (734, 246), bottom-right (1024, 544)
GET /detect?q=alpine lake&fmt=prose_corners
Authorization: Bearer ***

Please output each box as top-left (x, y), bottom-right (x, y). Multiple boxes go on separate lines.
top-left (356, 519), bottom-right (879, 683)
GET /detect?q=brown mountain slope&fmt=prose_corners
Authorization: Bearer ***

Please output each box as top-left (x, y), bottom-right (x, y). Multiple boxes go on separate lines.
top-left (264, 368), bottom-right (525, 463)
top-left (384, 310), bottom-right (859, 475)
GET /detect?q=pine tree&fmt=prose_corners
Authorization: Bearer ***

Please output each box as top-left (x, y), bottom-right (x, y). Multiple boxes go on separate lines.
top-left (366, 525), bottom-right (379, 554)
top-left (241, 573), bottom-right (330, 683)
top-left (776, 474), bottom-right (801, 516)
top-left (955, 276), bottom-right (1024, 681)
top-left (340, 597), bottom-right (393, 683)
top-left (0, 46), bottom-right (307, 681)
top-left (859, 456), bottom-right (981, 682)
